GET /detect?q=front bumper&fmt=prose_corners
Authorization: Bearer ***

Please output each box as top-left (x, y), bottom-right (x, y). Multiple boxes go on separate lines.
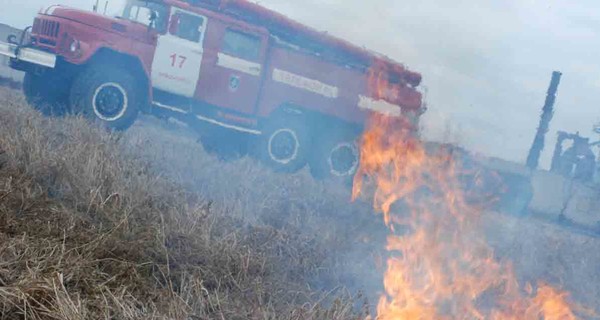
top-left (0, 41), bottom-right (56, 68)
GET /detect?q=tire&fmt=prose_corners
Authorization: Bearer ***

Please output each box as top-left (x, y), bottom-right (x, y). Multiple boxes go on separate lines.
top-left (309, 130), bottom-right (360, 184)
top-left (255, 116), bottom-right (311, 173)
top-left (69, 65), bottom-right (140, 131)
top-left (23, 71), bottom-right (69, 116)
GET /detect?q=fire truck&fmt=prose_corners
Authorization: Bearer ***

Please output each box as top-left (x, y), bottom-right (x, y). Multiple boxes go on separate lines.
top-left (0, 0), bottom-right (424, 181)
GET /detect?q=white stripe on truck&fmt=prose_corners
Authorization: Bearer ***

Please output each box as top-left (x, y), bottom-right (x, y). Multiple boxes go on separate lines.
top-left (358, 95), bottom-right (402, 116)
top-left (272, 68), bottom-right (339, 98)
top-left (217, 53), bottom-right (262, 76)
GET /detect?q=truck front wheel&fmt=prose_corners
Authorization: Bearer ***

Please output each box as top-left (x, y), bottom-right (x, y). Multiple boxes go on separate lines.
top-left (69, 65), bottom-right (140, 130)
top-left (255, 117), bottom-right (311, 173)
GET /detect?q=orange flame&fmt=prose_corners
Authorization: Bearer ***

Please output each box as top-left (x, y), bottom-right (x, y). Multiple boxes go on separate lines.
top-left (354, 69), bottom-right (587, 319)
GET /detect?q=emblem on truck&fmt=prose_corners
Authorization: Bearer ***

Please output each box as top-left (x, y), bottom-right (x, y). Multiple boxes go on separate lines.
top-left (229, 75), bottom-right (240, 92)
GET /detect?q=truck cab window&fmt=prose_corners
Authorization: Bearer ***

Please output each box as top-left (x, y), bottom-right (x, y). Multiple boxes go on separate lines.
top-left (121, 0), bottom-right (168, 32)
top-left (222, 30), bottom-right (261, 61)
top-left (171, 12), bottom-right (205, 43)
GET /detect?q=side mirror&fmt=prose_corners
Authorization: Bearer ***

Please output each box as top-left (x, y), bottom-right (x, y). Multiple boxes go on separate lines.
top-left (148, 10), bottom-right (158, 31)
top-left (168, 14), bottom-right (180, 35)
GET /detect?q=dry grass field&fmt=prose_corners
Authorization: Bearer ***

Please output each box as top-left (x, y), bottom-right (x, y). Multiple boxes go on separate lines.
top-left (0, 87), bottom-right (373, 319)
top-left (0, 86), bottom-right (598, 319)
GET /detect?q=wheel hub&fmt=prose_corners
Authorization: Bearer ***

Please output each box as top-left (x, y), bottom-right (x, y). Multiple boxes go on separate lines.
top-left (268, 129), bottom-right (299, 164)
top-left (92, 82), bottom-right (128, 121)
top-left (329, 142), bottom-right (359, 177)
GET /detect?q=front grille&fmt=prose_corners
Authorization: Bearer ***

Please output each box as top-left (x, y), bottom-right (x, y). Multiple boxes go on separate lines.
top-left (32, 18), bottom-right (60, 38)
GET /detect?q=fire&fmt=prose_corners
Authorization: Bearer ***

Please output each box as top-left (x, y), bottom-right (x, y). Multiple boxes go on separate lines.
top-left (353, 71), bottom-right (586, 319)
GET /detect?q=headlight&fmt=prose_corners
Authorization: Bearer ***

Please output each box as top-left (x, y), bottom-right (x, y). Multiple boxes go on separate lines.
top-left (69, 39), bottom-right (80, 53)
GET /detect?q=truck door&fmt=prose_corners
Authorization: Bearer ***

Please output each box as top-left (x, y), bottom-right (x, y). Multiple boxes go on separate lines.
top-left (151, 8), bottom-right (207, 98)
top-left (195, 26), bottom-right (267, 115)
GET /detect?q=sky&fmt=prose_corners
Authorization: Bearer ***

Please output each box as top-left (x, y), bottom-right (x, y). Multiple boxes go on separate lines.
top-left (2, 0), bottom-right (600, 167)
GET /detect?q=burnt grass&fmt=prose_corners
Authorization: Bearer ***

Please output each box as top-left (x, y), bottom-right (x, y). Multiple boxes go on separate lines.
top-left (0, 86), bottom-right (599, 319)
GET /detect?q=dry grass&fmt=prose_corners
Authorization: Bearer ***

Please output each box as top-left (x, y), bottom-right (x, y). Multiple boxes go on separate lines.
top-left (0, 85), bottom-right (599, 319)
top-left (0, 87), bottom-right (369, 319)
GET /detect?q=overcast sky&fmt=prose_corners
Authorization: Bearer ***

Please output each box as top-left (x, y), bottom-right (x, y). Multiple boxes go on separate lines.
top-left (3, 0), bottom-right (600, 167)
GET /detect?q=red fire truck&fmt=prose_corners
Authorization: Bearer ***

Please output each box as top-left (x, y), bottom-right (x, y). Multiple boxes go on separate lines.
top-left (0, 0), bottom-right (424, 181)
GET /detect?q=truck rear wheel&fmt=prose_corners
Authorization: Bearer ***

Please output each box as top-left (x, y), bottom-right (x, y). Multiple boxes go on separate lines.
top-left (23, 71), bottom-right (69, 116)
top-left (69, 65), bottom-right (140, 131)
top-left (309, 131), bottom-right (360, 184)
top-left (255, 117), bottom-right (311, 173)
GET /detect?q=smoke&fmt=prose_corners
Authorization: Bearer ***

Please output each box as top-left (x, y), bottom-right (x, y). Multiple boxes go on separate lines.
top-left (7, 0), bottom-right (600, 167)
top-left (124, 116), bottom-right (389, 296)
top-left (258, 0), bottom-right (600, 168)
top-left (3, 0), bottom-right (600, 314)
top-left (117, 114), bottom-right (600, 314)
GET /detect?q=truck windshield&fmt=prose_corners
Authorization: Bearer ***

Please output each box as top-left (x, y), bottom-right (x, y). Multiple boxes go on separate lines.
top-left (121, 0), bottom-right (169, 32)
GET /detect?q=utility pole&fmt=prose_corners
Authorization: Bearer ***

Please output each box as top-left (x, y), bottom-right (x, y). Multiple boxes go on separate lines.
top-left (526, 71), bottom-right (562, 170)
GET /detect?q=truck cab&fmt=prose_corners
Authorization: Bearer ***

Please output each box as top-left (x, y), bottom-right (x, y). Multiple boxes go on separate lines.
top-left (1, 0), bottom-right (425, 183)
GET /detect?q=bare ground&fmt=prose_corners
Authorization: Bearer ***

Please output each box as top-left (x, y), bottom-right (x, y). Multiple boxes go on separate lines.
top-left (0, 86), bottom-right (598, 319)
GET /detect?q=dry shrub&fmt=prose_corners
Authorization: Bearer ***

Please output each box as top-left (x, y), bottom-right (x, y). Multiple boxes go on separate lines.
top-left (0, 87), bottom-right (366, 320)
